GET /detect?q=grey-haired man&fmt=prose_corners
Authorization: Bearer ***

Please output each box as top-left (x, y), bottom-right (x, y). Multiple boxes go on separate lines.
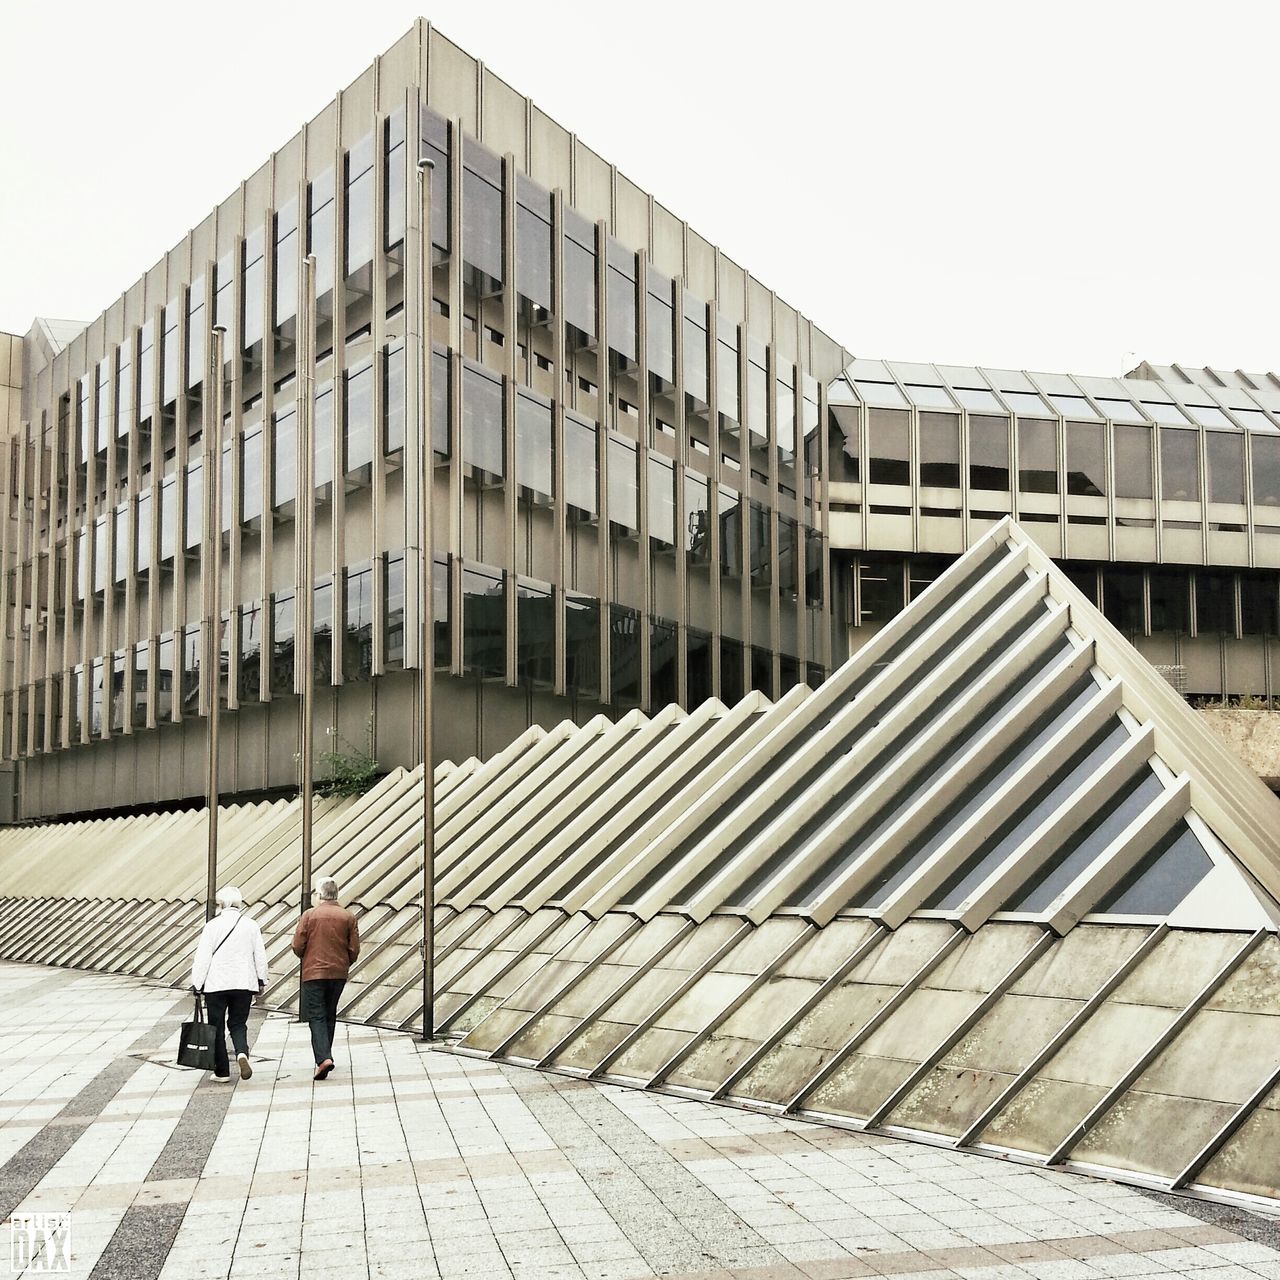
top-left (291, 877), bottom-right (360, 1080)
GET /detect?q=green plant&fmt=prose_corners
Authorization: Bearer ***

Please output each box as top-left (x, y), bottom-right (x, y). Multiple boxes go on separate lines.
top-left (315, 716), bottom-right (380, 797)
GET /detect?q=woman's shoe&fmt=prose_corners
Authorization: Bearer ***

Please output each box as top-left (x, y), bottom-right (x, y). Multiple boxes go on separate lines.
top-left (237, 1053), bottom-right (252, 1080)
top-left (314, 1059), bottom-right (334, 1081)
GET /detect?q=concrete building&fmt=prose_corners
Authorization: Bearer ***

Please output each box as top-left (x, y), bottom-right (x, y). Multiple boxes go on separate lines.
top-left (0, 19), bottom-right (1276, 822)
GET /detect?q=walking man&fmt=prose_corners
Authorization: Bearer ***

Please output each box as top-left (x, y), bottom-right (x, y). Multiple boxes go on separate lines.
top-left (291, 876), bottom-right (360, 1080)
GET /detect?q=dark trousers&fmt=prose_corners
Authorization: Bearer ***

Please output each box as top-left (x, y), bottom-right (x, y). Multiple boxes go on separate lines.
top-left (300, 978), bottom-right (345, 1064)
top-left (204, 989), bottom-right (253, 1078)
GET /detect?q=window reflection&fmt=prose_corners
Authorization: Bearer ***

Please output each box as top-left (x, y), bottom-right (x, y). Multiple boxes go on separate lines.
top-left (463, 565), bottom-right (505, 678)
top-left (344, 563), bottom-right (374, 681)
top-left (1017, 419), bottom-right (1057, 494)
top-left (517, 578), bottom-right (554, 689)
top-left (919, 412), bottom-right (959, 488)
top-left (344, 361), bottom-right (373, 477)
top-left (1066, 421), bottom-right (1106, 497)
top-left (650, 616), bottom-right (677, 709)
top-left (1114, 425), bottom-right (1153, 499)
top-left (684, 472), bottom-right (711, 564)
top-left (1196, 571), bottom-right (1235, 636)
top-left (1251, 435), bottom-right (1280, 508)
top-left (969, 415), bottom-right (1009, 490)
top-left (272, 593), bottom-right (295, 695)
top-left (1160, 427), bottom-right (1200, 502)
top-left (1206, 431), bottom-right (1244, 505)
top-left (240, 603), bottom-right (262, 702)
top-left (273, 405), bottom-right (296, 509)
top-left (566, 593), bottom-right (600, 700)
top-left (868, 409), bottom-right (909, 486)
top-left (611, 605), bottom-right (640, 708)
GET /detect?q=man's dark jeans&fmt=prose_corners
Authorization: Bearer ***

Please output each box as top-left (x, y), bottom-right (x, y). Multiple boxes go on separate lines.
top-left (301, 978), bottom-right (345, 1064)
top-left (204, 989), bottom-right (253, 1078)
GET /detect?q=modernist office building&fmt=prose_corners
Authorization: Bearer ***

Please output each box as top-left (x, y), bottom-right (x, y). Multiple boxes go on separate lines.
top-left (1, 20), bottom-right (1278, 820)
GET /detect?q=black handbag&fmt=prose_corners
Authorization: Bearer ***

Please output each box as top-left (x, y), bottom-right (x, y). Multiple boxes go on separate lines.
top-left (176, 993), bottom-right (218, 1071)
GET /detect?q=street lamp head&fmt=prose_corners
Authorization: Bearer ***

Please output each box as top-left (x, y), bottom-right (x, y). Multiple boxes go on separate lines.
top-left (418, 158), bottom-right (435, 172)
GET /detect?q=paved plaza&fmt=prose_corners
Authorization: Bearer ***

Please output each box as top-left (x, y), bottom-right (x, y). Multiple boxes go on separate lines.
top-left (1, 962), bottom-right (1277, 1280)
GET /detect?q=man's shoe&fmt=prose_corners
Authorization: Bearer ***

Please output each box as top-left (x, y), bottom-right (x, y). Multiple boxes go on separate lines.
top-left (314, 1059), bottom-right (334, 1081)
top-left (237, 1053), bottom-right (252, 1080)
top-left (212, 1073), bottom-right (232, 1083)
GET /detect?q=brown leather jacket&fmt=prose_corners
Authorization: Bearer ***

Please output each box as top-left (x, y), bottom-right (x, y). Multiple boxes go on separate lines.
top-left (291, 900), bottom-right (360, 981)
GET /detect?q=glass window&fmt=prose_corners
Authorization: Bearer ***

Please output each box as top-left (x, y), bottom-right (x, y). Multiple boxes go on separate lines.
top-left (156, 636), bottom-right (175, 724)
top-left (1066, 421), bottom-right (1106, 497)
top-left (1252, 434), bottom-right (1280, 508)
top-left (611, 605), bottom-right (640, 707)
top-left (315, 383), bottom-right (334, 492)
top-left (463, 565), bottom-right (505, 678)
top-left (462, 141), bottom-right (503, 287)
top-left (242, 428), bottom-right (263, 524)
top-left (776, 365), bottom-right (796, 460)
top-left (161, 302), bottom-right (180, 406)
top-left (1050, 394), bottom-right (1096, 420)
top-left (113, 504), bottom-right (129, 584)
top-left (187, 277), bottom-right (206, 392)
top-left (565, 413), bottom-right (597, 518)
top-left (344, 362), bottom-right (374, 475)
top-left (806, 527), bottom-right (824, 603)
top-left (608, 435), bottom-right (638, 534)
top-left (646, 277), bottom-right (675, 386)
top-left (718, 486), bottom-right (742, 577)
top-left (566, 593), bottom-right (600, 701)
top-left (682, 294), bottom-right (708, 405)
top-left (135, 492), bottom-right (152, 575)
top-left (828, 405), bottom-right (860, 485)
top-left (904, 383), bottom-right (953, 409)
top-left (116, 346), bottom-right (133, 439)
top-left (185, 461), bottom-right (203, 550)
top-left (868, 409), bottom-right (909, 486)
top-left (685, 471), bottom-right (711, 564)
top-left (313, 576), bottom-right (333, 684)
top-left (462, 362), bottom-right (503, 478)
top-left (109, 650), bottom-right (127, 733)
top-left (274, 201), bottom-right (299, 333)
top-left (716, 319), bottom-right (739, 424)
top-left (855, 380), bottom-right (907, 408)
top-left (239, 603), bottom-right (262, 702)
top-left (1206, 431), bottom-right (1244, 505)
top-left (1114, 425), bottom-right (1153, 499)
top-left (1150, 569), bottom-right (1189, 633)
top-left (1000, 390), bottom-right (1048, 417)
top-left (650, 617), bottom-right (678, 709)
top-left (344, 564), bottom-right (374, 681)
top-left (778, 517), bottom-right (798, 595)
top-left (516, 391), bottom-right (553, 504)
top-left (242, 229), bottom-right (265, 357)
top-left (383, 555), bottom-right (405, 672)
top-left (1143, 401), bottom-right (1190, 426)
top-left (308, 167), bottom-right (336, 304)
top-left (213, 252), bottom-right (236, 365)
top-left (746, 343), bottom-right (768, 447)
top-left (607, 239), bottom-right (637, 365)
top-left (182, 624), bottom-right (201, 717)
top-left (1103, 567), bottom-right (1143, 635)
top-left (952, 386), bottom-right (1002, 413)
top-left (516, 177), bottom-right (552, 311)
top-left (420, 108), bottom-right (451, 252)
top-left (858, 558), bottom-right (903, 625)
top-left (384, 108), bottom-right (406, 254)
top-left (344, 136), bottom-right (375, 281)
top-left (273, 406), bottom-right (296, 508)
top-left (1098, 398), bottom-right (1146, 424)
top-left (1017, 419), bottom-right (1058, 494)
top-left (748, 501), bottom-right (771, 585)
top-left (429, 344), bottom-right (449, 458)
top-left (648, 455), bottom-right (675, 548)
top-left (517, 578), bottom-right (554, 689)
top-left (138, 319), bottom-right (156, 425)
top-left (969, 415), bottom-right (1009, 490)
top-left (1161, 427), bottom-right (1200, 502)
top-left (272, 592), bottom-right (295, 694)
top-left (159, 476), bottom-right (177, 562)
top-left (1241, 573), bottom-right (1278, 636)
top-left (919, 412), bottom-right (959, 488)
top-left (1096, 822), bottom-right (1213, 916)
top-left (1196, 571), bottom-right (1235, 636)
top-left (383, 341), bottom-right (406, 455)
top-left (564, 213), bottom-right (596, 340)
top-left (1187, 403), bottom-right (1232, 429)
top-left (720, 636), bottom-right (744, 703)
top-left (687, 627), bottom-right (712, 705)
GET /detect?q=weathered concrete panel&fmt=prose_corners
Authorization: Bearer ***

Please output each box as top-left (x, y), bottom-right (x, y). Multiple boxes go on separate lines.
top-left (1111, 931), bottom-right (1246, 1009)
top-left (984, 1077), bottom-right (1108, 1155)
top-left (1011, 925), bottom-right (1154, 1000)
top-left (1073, 1090), bottom-right (1238, 1180)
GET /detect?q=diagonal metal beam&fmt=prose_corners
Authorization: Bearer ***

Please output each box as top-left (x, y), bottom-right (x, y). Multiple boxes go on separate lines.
top-left (711, 923), bottom-right (887, 1101)
top-left (861, 930), bottom-right (1056, 1129)
top-left (1170, 1056), bottom-right (1280, 1191)
top-left (646, 922), bottom-right (818, 1090)
top-left (955, 924), bottom-right (1168, 1149)
top-left (534, 918), bottom-right (697, 1069)
top-left (784, 926), bottom-right (965, 1115)
top-left (1045, 928), bottom-right (1266, 1167)
top-left (591, 918), bottom-right (753, 1080)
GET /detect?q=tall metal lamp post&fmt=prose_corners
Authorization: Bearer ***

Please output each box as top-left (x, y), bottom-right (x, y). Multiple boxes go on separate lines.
top-left (418, 158), bottom-right (436, 1040)
top-left (298, 255), bottom-right (318, 915)
top-left (204, 324), bottom-right (227, 921)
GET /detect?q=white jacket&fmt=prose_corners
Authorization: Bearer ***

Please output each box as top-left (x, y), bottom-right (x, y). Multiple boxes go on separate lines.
top-left (191, 909), bottom-right (269, 993)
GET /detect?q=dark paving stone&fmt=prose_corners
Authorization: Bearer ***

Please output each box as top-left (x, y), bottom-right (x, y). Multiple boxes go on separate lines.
top-left (88, 1202), bottom-right (188, 1280)
top-left (0, 992), bottom-right (189, 1221)
top-left (1137, 1184), bottom-right (1280, 1251)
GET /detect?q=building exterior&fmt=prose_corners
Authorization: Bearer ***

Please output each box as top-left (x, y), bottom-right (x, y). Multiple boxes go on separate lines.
top-left (0, 21), bottom-right (1276, 822)
top-left (0, 21), bottom-right (844, 820)
top-left (829, 359), bottom-right (1280, 702)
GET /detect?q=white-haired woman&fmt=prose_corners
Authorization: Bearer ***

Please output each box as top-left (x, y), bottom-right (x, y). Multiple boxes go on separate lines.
top-left (190, 886), bottom-right (269, 1081)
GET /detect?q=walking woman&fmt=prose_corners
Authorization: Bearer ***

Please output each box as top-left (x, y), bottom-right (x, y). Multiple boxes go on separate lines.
top-left (190, 885), bottom-right (269, 1081)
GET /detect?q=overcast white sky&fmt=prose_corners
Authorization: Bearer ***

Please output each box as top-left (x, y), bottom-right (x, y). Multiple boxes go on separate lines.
top-left (2, 1), bottom-right (1276, 378)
